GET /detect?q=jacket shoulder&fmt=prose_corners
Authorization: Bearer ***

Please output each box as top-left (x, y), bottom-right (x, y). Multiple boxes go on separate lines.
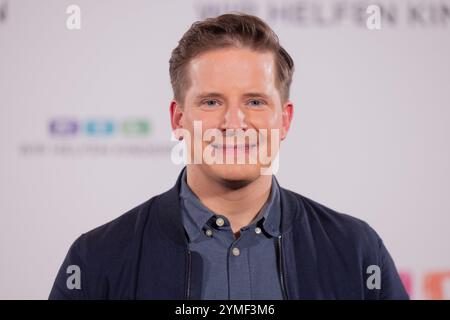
top-left (282, 188), bottom-right (382, 249)
top-left (280, 188), bottom-right (408, 299)
top-left (49, 195), bottom-right (161, 299)
top-left (77, 195), bottom-right (160, 261)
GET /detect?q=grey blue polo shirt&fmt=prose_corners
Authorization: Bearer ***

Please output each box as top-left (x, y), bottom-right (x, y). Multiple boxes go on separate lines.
top-left (179, 170), bottom-right (283, 300)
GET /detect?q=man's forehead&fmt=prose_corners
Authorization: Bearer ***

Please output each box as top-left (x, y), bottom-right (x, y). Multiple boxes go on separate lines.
top-left (187, 48), bottom-right (277, 94)
top-left (190, 48), bottom-right (274, 75)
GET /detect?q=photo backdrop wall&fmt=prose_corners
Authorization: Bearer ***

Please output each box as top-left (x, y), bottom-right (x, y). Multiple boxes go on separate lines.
top-left (1, 0), bottom-right (449, 299)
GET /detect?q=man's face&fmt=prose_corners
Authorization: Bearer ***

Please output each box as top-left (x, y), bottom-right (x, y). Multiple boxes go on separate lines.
top-left (170, 47), bottom-right (293, 184)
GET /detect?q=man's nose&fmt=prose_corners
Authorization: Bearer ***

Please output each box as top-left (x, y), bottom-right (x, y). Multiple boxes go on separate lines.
top-left (221, 106), bottom-right (248, 130)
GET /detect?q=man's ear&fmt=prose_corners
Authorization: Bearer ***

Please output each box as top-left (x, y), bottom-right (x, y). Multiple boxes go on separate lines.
top-left (281, 101), bottom-right (294, 140)
top-left (170, 99), bottom-right (184, 140)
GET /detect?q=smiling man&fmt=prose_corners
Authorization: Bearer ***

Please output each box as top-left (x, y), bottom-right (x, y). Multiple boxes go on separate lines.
top-left (49, 13), bottom-right (408, 300)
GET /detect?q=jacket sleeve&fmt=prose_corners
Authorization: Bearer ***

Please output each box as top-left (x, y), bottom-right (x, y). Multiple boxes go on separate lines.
top-left (378, 238), bottom-right (409, 300)
top-left (49, 235), bottom-right (88, 300)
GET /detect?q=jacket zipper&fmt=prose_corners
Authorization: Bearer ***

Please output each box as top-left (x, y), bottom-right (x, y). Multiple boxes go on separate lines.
top-left (277, 235), bottom-right (288, 300)
top-left (185, 249), bottom-right (192, 300)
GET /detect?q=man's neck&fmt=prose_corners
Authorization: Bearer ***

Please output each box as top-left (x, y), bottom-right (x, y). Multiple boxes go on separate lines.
top-left (186, 166), bottom-right (272, 236)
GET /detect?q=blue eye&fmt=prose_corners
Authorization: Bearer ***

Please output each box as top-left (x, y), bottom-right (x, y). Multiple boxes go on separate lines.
top-left (248, 99), bottom-right (265, 107)
top-left (202, 99), bottom-right (220, 107)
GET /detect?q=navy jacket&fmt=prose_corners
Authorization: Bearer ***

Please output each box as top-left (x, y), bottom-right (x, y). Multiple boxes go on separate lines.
top-left (49, 168), bottom-right (408, 299)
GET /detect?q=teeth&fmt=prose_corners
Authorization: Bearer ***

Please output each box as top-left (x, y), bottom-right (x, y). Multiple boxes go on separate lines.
top-left (211, 144), bottom-right (256, 149)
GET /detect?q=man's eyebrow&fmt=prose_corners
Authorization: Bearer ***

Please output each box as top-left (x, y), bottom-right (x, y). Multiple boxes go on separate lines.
top-left (194, 92), bottom-right (226, 101)
top-left (195, 92), bottom-right (271, 100)
top-left (241, 92), bottom-right (271, 100)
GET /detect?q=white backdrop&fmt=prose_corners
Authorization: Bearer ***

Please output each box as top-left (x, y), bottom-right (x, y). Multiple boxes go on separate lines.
top-left (1, 0), bottom-right (449, 299)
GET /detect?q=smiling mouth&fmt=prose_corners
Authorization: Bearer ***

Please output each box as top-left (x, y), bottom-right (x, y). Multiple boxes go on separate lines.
top-left (211, 143), bottom-right (257, 151)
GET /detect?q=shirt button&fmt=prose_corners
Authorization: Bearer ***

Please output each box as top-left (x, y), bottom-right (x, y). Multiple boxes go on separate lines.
top-left (255, 227), bottom-right (262, 234)
top-left (216, 217), bottom-right (225, 227)
top-left (232, 247), bottom-right (240, 256)
top-left (205, 229), bottom-right (213, 237)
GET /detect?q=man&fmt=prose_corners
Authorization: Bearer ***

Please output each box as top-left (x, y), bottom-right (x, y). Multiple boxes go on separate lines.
top-left (49, 13), bottom-right (408, 299)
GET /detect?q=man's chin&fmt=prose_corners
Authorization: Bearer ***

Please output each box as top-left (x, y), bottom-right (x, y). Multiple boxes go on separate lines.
top-left (205, 163), bottom-right (262, 189)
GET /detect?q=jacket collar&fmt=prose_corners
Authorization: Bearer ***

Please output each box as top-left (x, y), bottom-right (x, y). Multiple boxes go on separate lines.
top-left (155, 166), bottom-right (300, 247)
top-left (179, 167), bottom-right (282, 242)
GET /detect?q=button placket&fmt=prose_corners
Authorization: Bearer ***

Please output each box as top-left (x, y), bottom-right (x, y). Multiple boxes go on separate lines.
top-left (227, 244), bottom-right (251, 299)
